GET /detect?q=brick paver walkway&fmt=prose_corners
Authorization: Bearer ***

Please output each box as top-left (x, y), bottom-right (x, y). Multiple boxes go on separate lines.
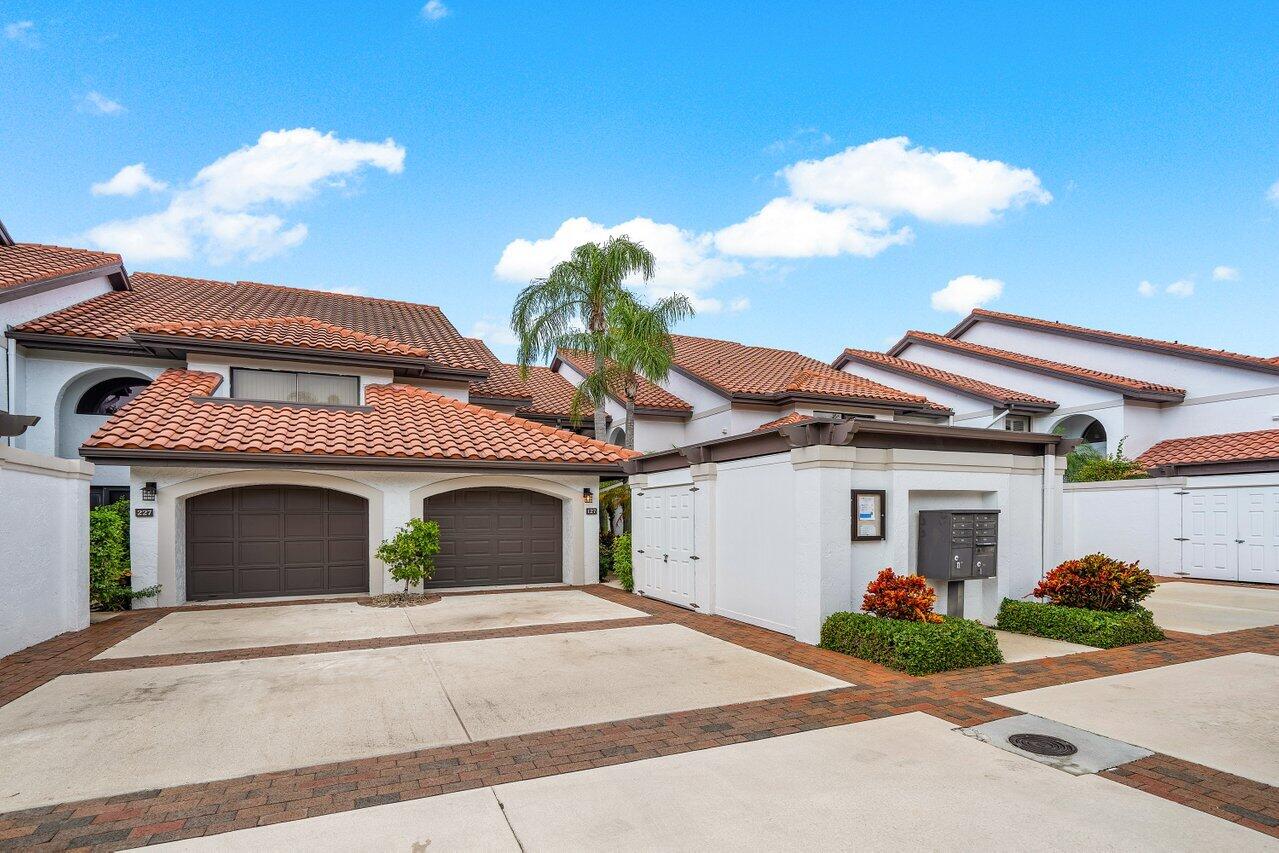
top-left (1, 585), bottom-right (1276, 850)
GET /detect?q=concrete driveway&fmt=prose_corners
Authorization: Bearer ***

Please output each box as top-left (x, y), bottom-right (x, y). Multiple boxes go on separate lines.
top-left (1146, 581), bottom-right (1279, 634)
top-left (154, 713), bottom-right (1265, 852)
top-left (0, 612), bottom-right (842, 812)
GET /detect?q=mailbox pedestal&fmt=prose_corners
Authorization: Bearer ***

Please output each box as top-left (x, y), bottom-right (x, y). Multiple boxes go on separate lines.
top-left (917, 510), bottom-right (1000, 616)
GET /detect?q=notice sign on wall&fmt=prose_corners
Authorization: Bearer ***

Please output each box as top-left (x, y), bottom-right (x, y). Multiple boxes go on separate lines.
top-left (851, 489), bottom-right (885, 541)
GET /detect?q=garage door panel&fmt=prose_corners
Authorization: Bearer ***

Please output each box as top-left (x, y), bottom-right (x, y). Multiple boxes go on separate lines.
top-left (424, 488), bottom-right (563, 588)
top-left (186, 486), bottom-right (368, 600)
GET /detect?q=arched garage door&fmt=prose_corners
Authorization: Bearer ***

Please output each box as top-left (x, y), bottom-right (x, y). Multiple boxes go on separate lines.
top-left (424, 488), bottom-right (562, 587)
top-left (186, 486), bottom-right (368, 600)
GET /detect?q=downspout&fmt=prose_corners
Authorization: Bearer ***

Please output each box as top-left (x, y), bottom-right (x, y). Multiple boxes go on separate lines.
top-left (2, 333), bottom-right (12, 448)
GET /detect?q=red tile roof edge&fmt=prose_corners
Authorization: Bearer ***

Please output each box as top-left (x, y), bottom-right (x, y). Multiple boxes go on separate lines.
top-left (955, 308), bottom-right (1279, 375)
top-left (553, 349), bottom-right (693, 413)
top-left (130, 316), bottom-right (437, 360)
top-left (893, 331), bottom-right (1185, 399)
top-left (0, 243), bottom-right (124, 291)
top-left (835, 347), bottom-right (1057, 408)
top-left (1137, 428), bottom-right (1279, 469)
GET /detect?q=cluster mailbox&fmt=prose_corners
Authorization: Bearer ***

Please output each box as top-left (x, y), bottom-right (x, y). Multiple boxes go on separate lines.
top-left (917, 510), bottom-right (1000, 581)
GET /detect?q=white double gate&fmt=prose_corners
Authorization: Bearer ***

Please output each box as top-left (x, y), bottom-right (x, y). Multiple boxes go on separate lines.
top-left (633, 485), bottom-right (698, 609)
top-left (1183, 487), bottom-right (1279, 584)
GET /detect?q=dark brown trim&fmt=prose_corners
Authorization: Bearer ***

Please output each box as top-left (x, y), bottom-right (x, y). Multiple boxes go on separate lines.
top-left (78, 446), bottom-right (626, 474)
top-left (129, 333), bottom-right (446, 377)
top-left (467, 393), bottom-right (536, 409)
top-left (851, 489), bottom-right (886, 541)
top-left (5, 330), bottom-right (151, 356)
top-left (948, 311), bottom-right (1279, 377)
top-left (624, 416), bottom-right (1077, 474)
top-left (888, 334), bottom-right (1185, 403)
top-left (0, 263), bottom-right (124, 306)
top-left (189, 396), bottom-right (374, 413)
top-left (1146, 458), bottom-right (1279, 477)
top-left (0, 219), bottom-right (13, 246)
top-left (833, 349), bottom-right (1058, 412)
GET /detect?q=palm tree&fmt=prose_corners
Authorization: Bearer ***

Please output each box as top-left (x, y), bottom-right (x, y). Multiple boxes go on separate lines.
top-left (510, 236), bottom-right (655, 440)
top-left (601, 295), bottom-right (693, 449)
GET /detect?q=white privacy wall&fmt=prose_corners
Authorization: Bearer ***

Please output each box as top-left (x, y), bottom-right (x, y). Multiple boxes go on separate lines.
top-left (632, 445), bottom-right (1063, 644)
top-left (0, 446), bottom-right (92, 658)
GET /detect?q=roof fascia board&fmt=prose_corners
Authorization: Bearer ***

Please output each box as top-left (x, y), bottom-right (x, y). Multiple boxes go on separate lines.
top-left (897, 336), bottom-right (1185, 402)
top-left (128, 333), bottom-right (441, 377)
top-left (0, 263), bottom-right (124, 306)
top-left (1147, 459), bottom-right (1279, 477)
top-left (833, 350), bottom-right (1056, 411)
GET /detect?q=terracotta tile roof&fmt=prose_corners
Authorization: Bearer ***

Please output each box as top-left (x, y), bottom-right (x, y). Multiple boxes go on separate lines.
top-left (131, 317), bottom-right (434, 360)
top-left (1138, 429), bottom-right (1279, 469)
top-left (0, 243), bottom-right (122, 290)
top-left (81, 369), bottom-right (635, 467)
top-left (835, 348), bottom-right (1057, 408)
top-left (554, 349), bottom-right (693, 413)
top-left (960, 309), bottom-right (1279, 375)
top-left (14, 272), bottom-right (486, 374)
top-left (465, 339), bottom-right (593, 419)
top-left (670, 334), bottom-right (948, 411)
top-left (755, 413), bottom-right (814, 431)
top-left (895, 331), bottom-right (1185, 400)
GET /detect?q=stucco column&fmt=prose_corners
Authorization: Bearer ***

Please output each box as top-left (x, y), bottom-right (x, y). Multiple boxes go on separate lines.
top-left (580, 479), bottom-right (600, 585)
top-left (380, 487), bottom-right (414, 594)
top-left (131, 468), bottom-right (163, 606)
top-left (791, 446), bottom-right (853, 644)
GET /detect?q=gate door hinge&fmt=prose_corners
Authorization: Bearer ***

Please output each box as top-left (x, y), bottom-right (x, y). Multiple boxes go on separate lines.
top-left (637, 549), bottom-right (645, 554)
top-left (1173, 537), bottom-right (1189, 542)
top-left (690, 555), bottom-right (700, 560)
top-left (1174, 490), bottom-right (1190, 495)
top-left (689, 486), bottom-right (700, 492)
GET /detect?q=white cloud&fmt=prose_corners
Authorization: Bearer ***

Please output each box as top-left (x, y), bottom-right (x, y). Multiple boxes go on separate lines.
top-left (80, 91), bottom-right (124, 115)
top-left (930, 274), bottom-right (1004, 314)
top-left (421, 0), bottom-right (450, 20)
top-left (728, 296), bottom-right (750, 313)
top-left (86, 128), bottom-right (405, 263)
top-left (495, 215), bottom-right (744, 310)
top-left (1212, 265), bottom-right (1239, 281)
top-left (782, 136), bottom-right (1051, 225)
top-left (763, 127), bottom-right (832, 155)
top-left (470, 318), bottom-right (517, 347)
top-left (1137, 280), bottom-right (1157, 297)
top-left (4, 20), bottom-right (37, 46)
top-left (91, 163), bottom-right (168, 196)
top-left (1267, 180), bottom-right (1279, 205)
top-left (714, 197), bottom-right (912, 258)
top-left (1166, 279), bottom-right (1195, 298)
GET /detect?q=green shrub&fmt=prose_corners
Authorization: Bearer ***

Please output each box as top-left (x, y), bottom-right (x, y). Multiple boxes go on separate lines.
top-left (997, 598), bottom-right (1165, 648)
top-left (612, 533), bottom-right (633, 591)
top-left (89, 500), bottom-right (160, 610)
top-left (1033, 553), bottom-right (1156, 611)
top-left (1065, 438), bottom-right (1148, 483)
top-left (819, 611), bottom-right (1004, 675)
top-left (376, 518), bottom-right (441, 594)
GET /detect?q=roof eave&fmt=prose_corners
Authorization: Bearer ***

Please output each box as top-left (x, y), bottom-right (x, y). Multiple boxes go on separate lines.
top-left (127, 333), bottom-right (450, 377)
top-left (0, 262), bottom-right (126, 306)
top-left (78, 446), bottom-right (628, 475)
top-left (833, 349), bottom-right (1057, 410)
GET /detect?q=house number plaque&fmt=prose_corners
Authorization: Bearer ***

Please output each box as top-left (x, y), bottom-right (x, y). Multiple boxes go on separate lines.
top-left (134, 508), bottom-right (155, 518)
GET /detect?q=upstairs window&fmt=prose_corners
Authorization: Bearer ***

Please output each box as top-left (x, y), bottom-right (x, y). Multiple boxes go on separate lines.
top-left (76, 377), bottom-right (150, 416)
top-left (231, 368), bottom-right (359, 406)
top-left (1003, 415), bottom-right (1031, 432)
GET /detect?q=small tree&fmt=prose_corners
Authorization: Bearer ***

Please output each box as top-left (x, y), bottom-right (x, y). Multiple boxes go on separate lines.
top-left (862, 568), bottom-right (942, 623)
top-left (89, 500), bottom-right (160, 610)
top-left (1064, 437), bottom-right (1148, 483)
top-left (376, 518), bottom-right (441, 595)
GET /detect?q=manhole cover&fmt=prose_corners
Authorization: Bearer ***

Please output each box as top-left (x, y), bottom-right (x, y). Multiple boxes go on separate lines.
top-left (1008, 733), bottom-right (1078, 756)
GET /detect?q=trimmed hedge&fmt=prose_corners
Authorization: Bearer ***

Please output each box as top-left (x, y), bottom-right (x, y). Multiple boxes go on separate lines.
top-left (819, 611), bottom-right (1004, 676)
top-left (996, 598), bottom-right (1165, 648)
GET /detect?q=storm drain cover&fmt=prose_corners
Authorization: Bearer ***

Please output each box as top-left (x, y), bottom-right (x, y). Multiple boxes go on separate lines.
top-left (1007, 732), bottom-right (1078, 757)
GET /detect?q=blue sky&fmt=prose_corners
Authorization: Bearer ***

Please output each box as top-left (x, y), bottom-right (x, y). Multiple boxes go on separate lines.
top-left (2, 1), bottom-right (1277, 361)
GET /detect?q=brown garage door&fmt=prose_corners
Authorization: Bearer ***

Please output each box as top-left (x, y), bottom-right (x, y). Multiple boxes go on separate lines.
top-left (424, 488), bottom-right (562, 588)
top-left (186, 486), bottom-right (368, 600)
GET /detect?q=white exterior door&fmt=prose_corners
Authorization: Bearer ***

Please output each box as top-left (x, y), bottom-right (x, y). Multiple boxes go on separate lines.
top-left (1182, 487), bottom-right (1279, 584)
top-left (1237, 488), bottom-right (1279, 584)
top-left (634, 485), bottom-right (697, 609)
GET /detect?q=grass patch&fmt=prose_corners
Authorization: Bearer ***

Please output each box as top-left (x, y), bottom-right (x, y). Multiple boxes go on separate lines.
top-left (996, 598), bottom-right (1165, 648)
top-left (819, 611), bottom-right (1004, 676)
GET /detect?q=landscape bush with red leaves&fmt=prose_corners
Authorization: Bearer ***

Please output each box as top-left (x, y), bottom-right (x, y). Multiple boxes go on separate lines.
top-left (862, 568), bottom-right (943, 623)
top-left (1032, 553), bottom-right (1155, 612)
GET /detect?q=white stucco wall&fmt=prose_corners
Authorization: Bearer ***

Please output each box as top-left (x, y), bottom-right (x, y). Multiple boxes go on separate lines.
top-left (129, 465), bottom-right (601, 606)
top-left (838, 361), bottom-right (990, 425)
top-left (631, 444), bottom-right (1063, 644)
top-left (0, 445), bottom-right (93, 658)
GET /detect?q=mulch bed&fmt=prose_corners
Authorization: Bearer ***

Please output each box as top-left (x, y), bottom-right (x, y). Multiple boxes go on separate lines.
top-left (357, 592), bottom-right (442, 608)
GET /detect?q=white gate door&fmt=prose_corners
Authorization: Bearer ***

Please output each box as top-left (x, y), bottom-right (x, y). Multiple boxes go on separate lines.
top-left (1237, 487), bottom-right (1279, 584)
top-left (1183, 490), bottom-right (1238, 581)
top-left (635, 485), bottom-right (697, 609)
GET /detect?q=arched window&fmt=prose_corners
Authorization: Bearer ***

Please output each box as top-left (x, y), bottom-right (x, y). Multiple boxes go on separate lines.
top-left (1054, 414), bottom-right (1107, 453)
top-left (75, 377), bottom-right (150, 416)
top-left (608, 426), bottom-right (627, 447)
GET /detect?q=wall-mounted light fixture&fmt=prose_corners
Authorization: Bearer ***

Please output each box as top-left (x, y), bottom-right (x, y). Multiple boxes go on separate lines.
top-left (141, 482), bottom-right (158, 502)
top-left (582, 487), bottom-right (594, 504)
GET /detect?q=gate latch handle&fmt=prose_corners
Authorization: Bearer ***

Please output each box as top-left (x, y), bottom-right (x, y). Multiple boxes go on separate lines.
top-left (663, 554), bottom-right (669, 562)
